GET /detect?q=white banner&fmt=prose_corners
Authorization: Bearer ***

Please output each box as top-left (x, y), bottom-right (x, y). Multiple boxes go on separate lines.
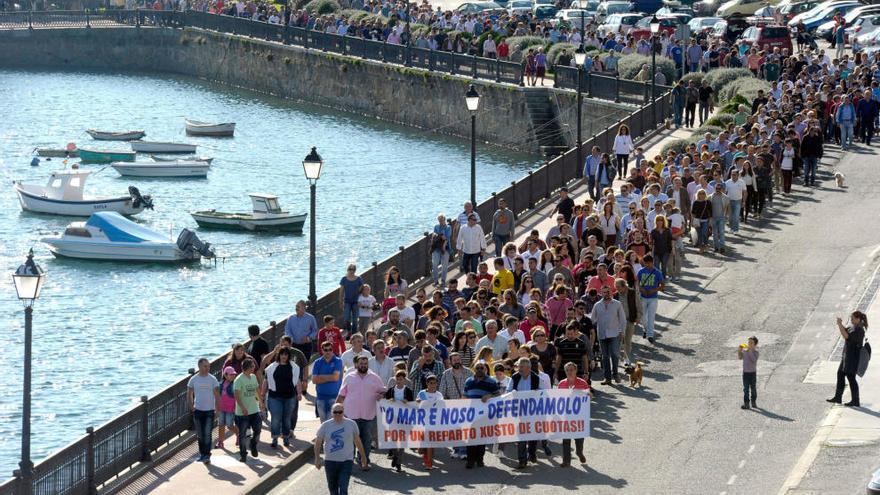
top-left (377, 389), bottom-right (590, 448)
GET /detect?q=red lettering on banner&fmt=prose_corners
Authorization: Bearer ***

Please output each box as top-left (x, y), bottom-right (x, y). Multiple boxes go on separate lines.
top-left (409, 430), bottom-right (425, 441)
top-left (519, 423), bottom-right (532, 434)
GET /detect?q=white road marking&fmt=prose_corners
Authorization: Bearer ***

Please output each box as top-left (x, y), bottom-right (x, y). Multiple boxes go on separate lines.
top-left (757, 431), bottom-right (764, 439)
top-left (727, 475), bottom-right (737, 485)
top-left (840, 294), bottom-right (847, 299)
top-left (747, 444), bottom-right (755, 454)
top-left (870, 245), bottom-right (880, 259)
top-left (777, 408), bottom-right (845, 495)
top-left (279, 463), bottom-right (317, 493)
top-left (738, 460), bottom-right (746, 469)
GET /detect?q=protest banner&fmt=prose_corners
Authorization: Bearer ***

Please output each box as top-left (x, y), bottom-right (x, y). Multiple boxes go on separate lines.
top-left (377, 389), bottom-right (590, 449)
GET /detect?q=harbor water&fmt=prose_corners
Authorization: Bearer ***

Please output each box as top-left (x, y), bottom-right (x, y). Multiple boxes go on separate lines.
top-left (0, 70), bottom-right (541, 477)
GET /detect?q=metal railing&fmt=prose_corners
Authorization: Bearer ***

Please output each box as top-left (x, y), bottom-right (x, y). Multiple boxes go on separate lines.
top-left (0, 9), bottom-right (674, 494)
top-left (1, 9), bottom-right (657, 103)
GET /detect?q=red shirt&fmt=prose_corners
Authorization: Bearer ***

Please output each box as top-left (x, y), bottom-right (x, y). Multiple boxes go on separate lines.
top-left (586, 274), bottom-right (617, 295)
top-left (317, 326), bottom-right (346, 356)
top-left (518, 318), bottom-right (547, 342)
top-left (557, 377), bottom-right (590, 390)
top-left (476, 272), bottom-right (493, 285)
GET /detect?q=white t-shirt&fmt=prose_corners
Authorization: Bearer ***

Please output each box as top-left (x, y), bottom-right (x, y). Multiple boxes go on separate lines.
top-left (396, 305), bottom-right (416, 324)
top-left (668, 212), bottom-right (684, 231)
top-left (358, 295), bottom-right (376, 318)
top-left (417, 390), bottom-right (444, 401)
top-left (724, 178), bottom-right (746, 201)
top-left (341, 348), bottom-right (373, 371)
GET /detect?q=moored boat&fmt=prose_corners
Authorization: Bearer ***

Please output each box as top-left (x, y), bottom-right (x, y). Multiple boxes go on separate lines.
top-left (78, 148), bottom-right (137, 163)
top-left (35, 148), bottom-right (79, 158)
top-left (111, 161), bottom-right (210, 178)
top-left (185, 119), bottom-right (235, 137)
top-left (130, 141), bottom-right (197, 154)
top-left (150, 154), bottom-right (214, 164)
top-left (86, 129), bottom-right (146, 141)
top-left (191, 193), bottom-right (307, 232)
top-left (41, 211), bottom-right (215, 262)
top-left (14, 169), bottom-right (153, 216)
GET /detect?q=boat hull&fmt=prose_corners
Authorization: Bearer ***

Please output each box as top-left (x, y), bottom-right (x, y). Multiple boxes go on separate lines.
top-left (86, 130), bottom-right (146, 141)
top-left (191, 212), bottom-right (306, 232)
top-left (130, 142), bottom-right (197, 153)
top-left (14, 184), bottom-right (144, 216)
top-left (185, 120), bottom-right (235, 137)
top-left (111, 163), bottom-right (210, 178)
top-left (36, 148), bottom-right (79, 158)
top-left (78, 149), bottom-right (136, 163)
top-left (42, 238), bottom-right (196, 262)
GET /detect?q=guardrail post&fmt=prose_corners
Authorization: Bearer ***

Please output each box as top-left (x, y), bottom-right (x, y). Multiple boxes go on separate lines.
top-left (553, 69), bottom-right (558, 88)
top-left (429, 50), bottom-right (435, 71)
top-left (341, 35), bottom-right (347, 55)
top-left (471, 54), bottom-right (477, 78)
top-left (269, 320), bottom-right (279, 345)
top-left (381, 39), bottom-right (386, 62)
top-left (495, 59), bottom-right (501, 83)
top-left (527, 171), bottom-right (534, 208)
top-left (28, 12), bottom-right (33, 30)
top-left (643, 81), bottom-right (649, 104)
top-left (85, 10), bottom-right (91, 28)
top-left (371, 262), bottom-right (379, 299)
top-left (450, 52), bottom-right (456, 75)
top-left (615, 74), bottom-right (620, 103)
top-left (398, 246), bottom-right (405, 282)
top-left (587, 72), bottom-right (592, 98)
top-left (86, 427), bottom-right (96, 495)
top-left (322, 32), bottom-right (327, 52)
top-left (510, 181), bottom-right (517, 214)
top-left (545, 164), bottom-right (551, 199)
top-left (135, 8), bottom-right (140, 28)
top-left (139, 396), bottom-right (151, 462)
top-left (423, 232), bottom-right (431, 276)
top-left (491, 191), bottom-right (498, 212)
top-left (519, 64), bottom-right (525, 87)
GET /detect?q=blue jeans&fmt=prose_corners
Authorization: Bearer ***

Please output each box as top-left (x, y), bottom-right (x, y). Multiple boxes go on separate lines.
top-left (193, 409), bottom-right (214, 458)
top-left (431, 249), bottom-right (449, 284)
top-left (324, 459), bottom-right (353, 495)
top-left (315, 398), bottom-right (334, 423)
top-left (802, 156), bottom-right (818, 185)
top-left (673, 102), bottom-right (683, 127)
top-left (354, 418), bottom-right (375, 464)
top-left (654, 252), bottom-right (669, 279)
top-left (642, 297), bottom-right (658, 339)
top-left (268, 396), bottom-right (295, 439)
top-left (729, 200), bottom-right (741, 232)
top-left (840, 123), bottom-right (854, 149)
top-left (341, 302), bottom-right (358, 334)
top-left (712, 217), bottom-right (726, 250)
top-left (599, 337), bottom-right (620, 380)
top-left (493, 234), bottom-right (510, 257)
top-left (235, 413), bottom-right (262, 457)
top-left (689, 62), bottom-right (699, 73)
top-left (696, 219), bottom-right (709, 247)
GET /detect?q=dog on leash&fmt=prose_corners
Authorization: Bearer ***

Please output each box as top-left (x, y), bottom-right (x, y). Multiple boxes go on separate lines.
top-left (627, 362), bottom-right (644, 388)
top-left (834, 170), bottom-right (846, 188)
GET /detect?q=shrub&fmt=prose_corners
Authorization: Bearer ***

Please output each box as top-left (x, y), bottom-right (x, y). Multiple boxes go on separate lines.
top-left (704, 68), bottom-right (753, 94)
top-left (507, 36), bottom-right (545, 62)
top-left (547, 42), bottom-right (576, 67)
top-left (340, 8), bottom-right (368, 21)
top-left (680, 71), bottom-right (706, 87)
top-left (721, 77), bottom-right (771, 103)
top-left (305, 0), bottom-right (340, 14)
top-left (660, 138), bottom-right (692, 156)
top-left (693, 124), bottom-right (723, 136)
top-left (718, 94), bottom-right (751, 114)
top-left (705, 113), bottom-right (734, 128)
top-left (617, 54), bottom-right (676, 84)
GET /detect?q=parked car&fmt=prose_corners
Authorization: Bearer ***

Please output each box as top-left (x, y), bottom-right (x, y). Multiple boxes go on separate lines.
top-left (692, 0), bottom-right (724, 16)
top-left (457, 1), bottom-right (505, 14)
top-left (777, 0), bottom-right (820, 22)
top-left (630, 15), bottom-right (683, 39)
top-left (815, 5), bottom-right (880, 41)
top-left (570, 0), bottom-right (601, 10)
top-left (849, 15), bottom-right (880, 43)
top-left (556, 8), bottom-right (595, 26)
top-left (598, 12), bottom-right (644, 34)
top-left (788, 1), bottom-right (862, 32)
top-left (596, 0), bottom-right (634, 20)
top-left (689, 16), bottom-right (724, 34)
top-left (739, 24), bottom-right (793, 52)
top-left (716, 0), bottom-right (783, 19)
top-left (506, 0), bottom-right (533, 15)
top-left (533, 4), bottom-right (559, 19)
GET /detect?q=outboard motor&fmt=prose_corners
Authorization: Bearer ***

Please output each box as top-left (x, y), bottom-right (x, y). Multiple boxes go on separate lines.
top-left (128, 186), bottom-right (154, 210)
top-left (176, 228), bottom-right (216, 260)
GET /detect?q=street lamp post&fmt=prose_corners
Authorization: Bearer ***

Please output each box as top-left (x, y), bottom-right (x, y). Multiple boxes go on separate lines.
top-left (404, 0), bottom-right (412, 66)
top-left (12, 249), bottom-right (45, 495)
top-left (465, 84), bottom-right (481, 206)
top-left (574, 45), bottom-right (587, 177)
top-left (650, 15), bottom-right (661, 125)
top-left (302, 147), bottom-right (324, 314)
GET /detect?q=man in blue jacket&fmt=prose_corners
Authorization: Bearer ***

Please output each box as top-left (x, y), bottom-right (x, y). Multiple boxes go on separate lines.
top-left (856, 89), bottom-right (879, 146)
top-left (583, 146), bottom-right (602, 200)
top-left (836, 94), bottom-right (857, 150)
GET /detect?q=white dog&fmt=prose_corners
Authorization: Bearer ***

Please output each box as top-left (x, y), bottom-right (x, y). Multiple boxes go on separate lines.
top-left (834, 170), bottom-right (846, 188)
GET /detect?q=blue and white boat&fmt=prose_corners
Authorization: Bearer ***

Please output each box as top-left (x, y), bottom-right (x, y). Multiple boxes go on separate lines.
top-left (41, 212), bottom-right (216, 262)
top-left (14, 169), bottom-right (153, 217)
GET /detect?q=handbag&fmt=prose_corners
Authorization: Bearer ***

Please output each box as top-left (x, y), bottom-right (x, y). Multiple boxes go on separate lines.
top-left (858, 340), bottom-right (871, 377)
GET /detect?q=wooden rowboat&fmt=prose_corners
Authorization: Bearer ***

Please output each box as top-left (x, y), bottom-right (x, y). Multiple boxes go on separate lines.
top-left (185, 119), bottom-right (236, 137)
top-left (86, 129), bottom-right (146, 141)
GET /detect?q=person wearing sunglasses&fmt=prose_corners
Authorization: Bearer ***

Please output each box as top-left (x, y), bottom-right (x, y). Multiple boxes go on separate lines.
top-left (314, 403), bottom-right (367, 494)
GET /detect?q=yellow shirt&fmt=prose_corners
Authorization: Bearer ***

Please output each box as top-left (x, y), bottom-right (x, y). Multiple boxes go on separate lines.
top-left (491, 269), bottom-right (514, 295)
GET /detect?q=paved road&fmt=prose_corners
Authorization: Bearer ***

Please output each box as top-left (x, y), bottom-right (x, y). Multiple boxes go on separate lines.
top-left (268, 143), bottom-right (880, 495)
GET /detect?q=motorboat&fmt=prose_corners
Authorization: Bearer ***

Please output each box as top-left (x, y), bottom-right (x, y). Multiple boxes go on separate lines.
top-left (191, 193), bottom-right (307, 232)
top-left (111, 160), bottom-right (210, 178)
top-left (185, 119), bottom-right (235, 137)
top-left (150, 154), bottom-right (214, 164)
top-left (130, 141), bottom-right (197, 154)
top-left (86, 129), bottom-right (146, 141)
top-left (78, 148), bottom-right (136, 163)
top-left (35, 148), bottom-right (78, 158)
top-left (42, 211), bottom-right (215, 262)
top-left (14, 169), bottom-right (153, 216)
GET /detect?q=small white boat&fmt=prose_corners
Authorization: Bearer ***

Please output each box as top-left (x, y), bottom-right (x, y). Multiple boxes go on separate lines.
top-left (130, 141), bottom-right (197, 154)
top-left (42, 211), bottom-right (215, 262)
top-left (191, 193), bottom-right (307, 232)
top-left (185, 119), bottom-right (235, 137)
top-left (14, 169), bottom-right (153, 216)
top-left (150, 154), bottom-right (214, 164)
top-left (86, 129), bottom-right (146, 141)
top-left (111, 161), bottom-right (210, 178)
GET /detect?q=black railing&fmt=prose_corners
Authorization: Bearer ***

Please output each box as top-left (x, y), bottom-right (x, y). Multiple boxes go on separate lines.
top-left (0, 10), bottom-right (673, 494)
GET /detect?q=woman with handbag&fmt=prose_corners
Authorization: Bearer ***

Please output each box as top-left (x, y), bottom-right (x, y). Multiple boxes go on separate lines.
top-left (827, 311), bottom-right (867, 407)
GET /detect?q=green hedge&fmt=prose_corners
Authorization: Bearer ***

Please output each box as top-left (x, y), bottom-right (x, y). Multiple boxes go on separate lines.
top-left (721, 78), bottom-right (771, 103)
top-left (660, 138), bottom-right (692, 156)
top-left (718, 94), bottom-right (751, 114)
top-left (704, 68), bottom-right (754, 94)
top-left (305, 0), bottom-right (340, 15)
top-left (547, 42), bottom-right (576, 67)
top-left (692, 124), bottom-right (724, 137)
top-left (705, 113), bottom-right (734, 128)
top-left (680, 72), bottom-right (706, 87)
top-left (507, 36), bottom-right (546, 63)
top-left (617, 54), bottom-right (676, 84)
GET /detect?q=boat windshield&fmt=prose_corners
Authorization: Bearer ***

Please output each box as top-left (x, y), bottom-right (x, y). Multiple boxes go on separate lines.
top-left (64, 227), bottom-right (92, 237)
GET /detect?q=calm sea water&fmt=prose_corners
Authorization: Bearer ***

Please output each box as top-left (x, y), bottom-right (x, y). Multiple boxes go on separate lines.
top-left (0, 70), bottom-right (540, 477)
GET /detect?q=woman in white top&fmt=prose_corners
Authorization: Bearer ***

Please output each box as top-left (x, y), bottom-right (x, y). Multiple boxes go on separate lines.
top-left (599, 201), bottom-right (620, 248)
top-left (613, 124), bottom-right (635, 179)
top-left (780, 139), bottom-right (796, 195)
top-left (740, 160), bottom-right (756, 222)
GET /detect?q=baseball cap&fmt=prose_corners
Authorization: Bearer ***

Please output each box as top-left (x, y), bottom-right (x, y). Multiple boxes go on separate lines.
top-left (223, 366), bottom-right (237, 376)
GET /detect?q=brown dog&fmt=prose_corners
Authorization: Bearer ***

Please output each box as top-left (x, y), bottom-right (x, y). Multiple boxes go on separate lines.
top-left (629, 362), bottom-right (644, 388)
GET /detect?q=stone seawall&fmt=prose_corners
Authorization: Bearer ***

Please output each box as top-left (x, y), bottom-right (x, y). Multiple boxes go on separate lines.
top-left (0, 27), bottom-right (633, 154)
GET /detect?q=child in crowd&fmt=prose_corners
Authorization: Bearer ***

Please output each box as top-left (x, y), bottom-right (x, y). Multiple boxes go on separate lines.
top-left (216, 366), bottom-right (238, 449)
top-left (737, 336), bottom-right (759, 410)
top-left (317, 315), bottom-right (346, 357)
top-left (357, 284), bottom-right (377, 334)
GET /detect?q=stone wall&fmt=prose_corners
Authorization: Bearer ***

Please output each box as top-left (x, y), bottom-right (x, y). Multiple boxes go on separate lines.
top-left (0, 27), bottom-right (634, 154)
